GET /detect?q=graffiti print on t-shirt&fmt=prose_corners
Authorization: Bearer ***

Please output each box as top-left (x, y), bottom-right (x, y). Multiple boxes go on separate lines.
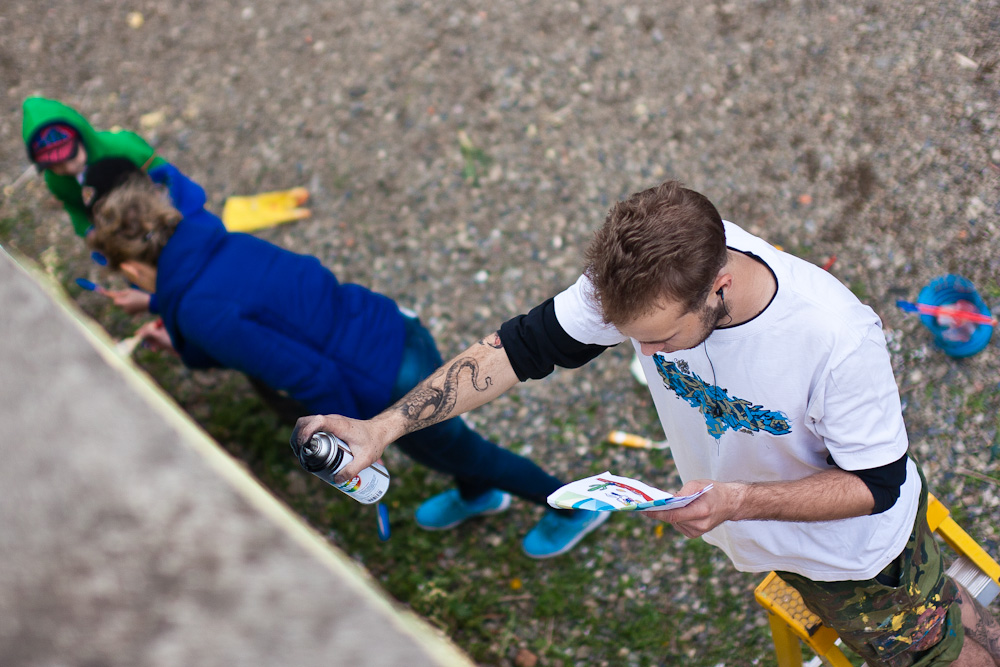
top-left (654, 356), bottom-right (791, 440)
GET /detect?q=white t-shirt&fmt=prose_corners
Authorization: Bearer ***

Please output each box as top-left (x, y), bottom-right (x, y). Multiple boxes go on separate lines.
top-left (554, 221), bottom-right (919, 581)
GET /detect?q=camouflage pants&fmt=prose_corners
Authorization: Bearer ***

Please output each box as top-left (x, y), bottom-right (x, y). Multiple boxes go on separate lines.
top-left (779, 468), bottom-right (964, 667)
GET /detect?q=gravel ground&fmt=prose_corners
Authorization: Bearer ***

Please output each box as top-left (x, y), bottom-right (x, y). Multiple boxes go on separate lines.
top-left (2, 1), bottom-right (998, 665)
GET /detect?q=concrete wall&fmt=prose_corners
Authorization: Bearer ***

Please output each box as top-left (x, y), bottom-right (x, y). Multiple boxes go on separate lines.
top-left (0, 248), bottom-right (474, 667)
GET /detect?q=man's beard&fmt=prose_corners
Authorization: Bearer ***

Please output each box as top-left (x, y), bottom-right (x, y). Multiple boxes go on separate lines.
top-left (691, 300), bottom-right (730, 348)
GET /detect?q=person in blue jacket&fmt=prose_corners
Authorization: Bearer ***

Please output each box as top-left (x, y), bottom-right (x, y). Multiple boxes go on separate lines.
top-left (84, 158), bottom-right (608, 559)
top-left (81, 157), bottom-right (223, 319)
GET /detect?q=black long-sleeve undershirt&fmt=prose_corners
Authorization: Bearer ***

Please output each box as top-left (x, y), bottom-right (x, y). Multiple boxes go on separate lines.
top-left (827, 452), bottom-right (908, 515)
top-left (498, 297), bottom-right (610, 381)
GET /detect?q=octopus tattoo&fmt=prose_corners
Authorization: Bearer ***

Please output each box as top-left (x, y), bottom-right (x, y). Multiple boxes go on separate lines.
top-left (397, 356), bottom-right (492, 430)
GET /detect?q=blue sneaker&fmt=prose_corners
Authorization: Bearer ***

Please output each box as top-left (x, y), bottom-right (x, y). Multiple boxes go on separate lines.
top-left (415, 489), bottom-right (512, 530)
top-left (522, 510), bottom-right (609, 559)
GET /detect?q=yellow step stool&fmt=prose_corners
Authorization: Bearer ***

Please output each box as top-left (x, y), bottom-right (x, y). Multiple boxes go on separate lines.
top-left (755, 494), bottom-right (1000, 667)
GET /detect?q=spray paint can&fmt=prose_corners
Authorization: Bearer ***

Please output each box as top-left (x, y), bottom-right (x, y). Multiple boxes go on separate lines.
top-left (292, 432), bottom-right (389, 504)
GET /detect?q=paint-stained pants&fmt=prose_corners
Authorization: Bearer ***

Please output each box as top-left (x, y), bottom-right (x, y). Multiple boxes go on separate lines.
top-left (780, 466), bottom-right (964, 667)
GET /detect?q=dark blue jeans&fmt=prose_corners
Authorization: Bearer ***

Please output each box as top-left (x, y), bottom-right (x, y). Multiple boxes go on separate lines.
top-left (390, 315), bottom-right (563, 507)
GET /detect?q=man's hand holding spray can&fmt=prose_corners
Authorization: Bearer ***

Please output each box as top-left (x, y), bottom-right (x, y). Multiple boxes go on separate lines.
top-left (291, 431), bottom-right (390, 504)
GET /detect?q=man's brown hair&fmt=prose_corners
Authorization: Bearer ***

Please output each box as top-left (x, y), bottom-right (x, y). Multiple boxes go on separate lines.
top-left (583, 180), bottom-right (727, 326)
top-left (87, 176), bottom-right (181, 269)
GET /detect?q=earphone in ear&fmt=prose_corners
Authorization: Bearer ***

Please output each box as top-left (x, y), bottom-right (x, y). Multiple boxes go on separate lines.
top-left (716, 287), bottom-right (724, 299)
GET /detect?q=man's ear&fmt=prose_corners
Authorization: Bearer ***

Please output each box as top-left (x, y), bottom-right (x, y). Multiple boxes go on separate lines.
top-left (712, 273), bottom-right (733, 300)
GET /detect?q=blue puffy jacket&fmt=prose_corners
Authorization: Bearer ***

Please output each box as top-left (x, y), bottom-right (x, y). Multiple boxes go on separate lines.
top-left (153, 170), bottom-right (407, 419)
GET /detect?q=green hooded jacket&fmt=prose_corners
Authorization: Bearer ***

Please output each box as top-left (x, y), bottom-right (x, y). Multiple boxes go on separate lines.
top-left (21, 97), bottom-right (168, 236)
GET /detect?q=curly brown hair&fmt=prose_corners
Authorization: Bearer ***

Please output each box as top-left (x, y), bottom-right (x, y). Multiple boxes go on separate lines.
top-left (583, 180), bottom-right (727, 326)
top-left (86, 176), bottom-right (181, 269)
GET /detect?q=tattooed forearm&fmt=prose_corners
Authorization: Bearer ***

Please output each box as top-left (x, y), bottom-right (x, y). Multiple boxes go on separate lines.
top-left (478, 332), bottom-right (504, 349)
top-left (395, 356), bottom-right (494, 431)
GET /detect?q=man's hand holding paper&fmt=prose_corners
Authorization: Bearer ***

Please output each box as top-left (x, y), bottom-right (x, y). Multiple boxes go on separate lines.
top-left (547, 472), bottom-right (712, 513)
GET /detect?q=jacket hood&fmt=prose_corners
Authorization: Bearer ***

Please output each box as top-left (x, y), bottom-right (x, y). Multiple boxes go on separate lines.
top-left (21, 97), bottom-right (100, 162)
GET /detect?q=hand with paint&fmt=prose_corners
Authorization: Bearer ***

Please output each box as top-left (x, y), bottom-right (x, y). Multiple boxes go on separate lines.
top-left (135, 318), bottom-right (175, 354)
top-left (106, 288), bottom-right (152, 314)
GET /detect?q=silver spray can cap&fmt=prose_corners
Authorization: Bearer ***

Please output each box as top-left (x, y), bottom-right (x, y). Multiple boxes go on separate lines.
top-left (296, 432), bottom-right (344, 474)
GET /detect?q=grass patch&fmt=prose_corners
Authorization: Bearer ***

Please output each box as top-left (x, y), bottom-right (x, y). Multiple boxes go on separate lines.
top-left (849, 280), bottom-right (870, 302)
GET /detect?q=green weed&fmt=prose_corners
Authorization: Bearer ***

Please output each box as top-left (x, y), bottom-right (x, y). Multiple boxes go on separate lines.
top-left (849, 280), bottom-right (870, 302)
top-left (458, 131), bottom-right (493, 188)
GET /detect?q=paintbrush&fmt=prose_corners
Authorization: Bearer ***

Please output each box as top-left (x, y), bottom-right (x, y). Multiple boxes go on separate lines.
top-left (896, 300), bottom-right (997, 326)
top-left (606, 430), bottom-right (670, 450)
top-left (75, 278), bottom-right (108, 294)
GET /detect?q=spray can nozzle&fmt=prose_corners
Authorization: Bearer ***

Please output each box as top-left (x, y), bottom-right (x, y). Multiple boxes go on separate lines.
top-left (292, 432), bottom-right (340, 473)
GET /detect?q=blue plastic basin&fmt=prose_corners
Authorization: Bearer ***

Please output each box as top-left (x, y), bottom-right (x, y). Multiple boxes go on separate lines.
top-left (916, 275), bottom-right (993, 358)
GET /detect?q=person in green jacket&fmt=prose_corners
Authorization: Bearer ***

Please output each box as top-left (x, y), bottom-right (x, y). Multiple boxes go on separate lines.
top-left (22, 96), bottom-right (169, 312)
top-left (22, 96), bottom-right (170, 237)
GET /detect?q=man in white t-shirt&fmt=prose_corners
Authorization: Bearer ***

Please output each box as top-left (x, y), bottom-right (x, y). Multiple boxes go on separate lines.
top-left (294, 181), bottom-right (999, 666)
